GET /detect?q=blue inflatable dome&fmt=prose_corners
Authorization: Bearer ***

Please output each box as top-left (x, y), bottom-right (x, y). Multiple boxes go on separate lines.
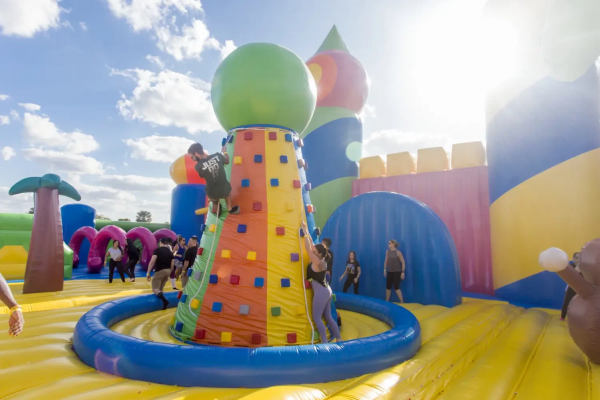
top-left (324, 192), bottom-right (462, 307)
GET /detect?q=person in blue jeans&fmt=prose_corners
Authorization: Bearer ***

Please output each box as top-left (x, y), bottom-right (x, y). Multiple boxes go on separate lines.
top-left (301, 221), bottom-right (342, 344)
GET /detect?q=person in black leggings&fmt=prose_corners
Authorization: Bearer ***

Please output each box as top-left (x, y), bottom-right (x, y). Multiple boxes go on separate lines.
top-left (384, 239), bottom-right (406, 302)
top-left (124, 238), bottom-right (140, 282)
top-left (561, 252), bottom-right (580, 320)
top-left (339, 251), bottom-right (361, 294)
top-left (105, 240), bottom-right (125, 283)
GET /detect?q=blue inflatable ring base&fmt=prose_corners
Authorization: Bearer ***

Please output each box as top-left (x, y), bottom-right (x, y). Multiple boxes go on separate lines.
top-left (73, 292), bottom-right (421, 388)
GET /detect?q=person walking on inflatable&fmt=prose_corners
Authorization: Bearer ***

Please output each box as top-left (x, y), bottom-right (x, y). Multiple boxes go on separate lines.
top-left (146, 237), bottom-right (175, 310)
top-left (0, 273), bottom-right (24, 336)
top-left (188, 143), bottom-right (239, 216)
top-left (384, 240), bottom-right (406, 303)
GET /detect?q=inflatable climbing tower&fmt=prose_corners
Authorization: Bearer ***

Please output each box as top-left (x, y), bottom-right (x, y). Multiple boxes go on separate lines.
top-left (172, 43), bottom-right (321, 346)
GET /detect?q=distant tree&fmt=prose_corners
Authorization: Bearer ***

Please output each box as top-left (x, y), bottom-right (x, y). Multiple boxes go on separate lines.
top-left (118, 218), bottom-right (131, 221)
top-left (136, 210), bottom-right (152, 223)
top-left (96, 214), bottom-right (111, 220)
top-left (27, 207), bottom-right (34, 214)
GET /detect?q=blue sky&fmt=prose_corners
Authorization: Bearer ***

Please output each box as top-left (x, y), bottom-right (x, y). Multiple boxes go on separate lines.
top-left (0, 0), bottom-right (497, 221)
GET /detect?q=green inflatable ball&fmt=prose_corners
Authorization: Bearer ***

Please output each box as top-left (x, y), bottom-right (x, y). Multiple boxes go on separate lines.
top-left (211, 43), bottom-right (317, 133)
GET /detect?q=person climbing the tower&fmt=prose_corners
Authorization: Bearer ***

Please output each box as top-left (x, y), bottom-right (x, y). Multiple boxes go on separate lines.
top-left (301, 221), bottom-right (342, 344)
top-left (384, 239), bottom-right (406, 303)
top-left (146, 237), bottom-right (175, 310)
top-left (188, 142), bottom-right (239, 216)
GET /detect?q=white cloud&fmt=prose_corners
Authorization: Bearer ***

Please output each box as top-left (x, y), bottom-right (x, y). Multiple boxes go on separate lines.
top-left (10, 110), bottom-right (19, 121)
top-left (220, 39), bottom-right (236, 60)
top-left (22, 148), bottom-right (105, 174)
top-left (23, 113), bottom-right (99, 154)
top-left (0, 186), bottom-right (33, 214)
top-left (63, 175), bottom-right (172, 223)
top-left (105, 0), bottom-right (233, 62)
top-left (113, 68), bottom-right (220, 133)
top-left (156, 19), bottom-right (220, 61)
top-left (363, 129), bottom-right (453, 157)
top-left (0, 94), bottom-right (9, 101)
top-left (0, 0), bottom-right (62, 38)
top-left (1, 147), bottom-right (16, 161)
top-left (98, 174), bottom-right (175, 192)
top-left (125, 135), bottom-right (194, 162)
top-left (18, 103), bottom-right (41, 111)
top-left (0, 115), bottom-right (9, 125)
top-left (360, 103), bottom-right (376, 120)
top-left (106, 0), bottom-right (203, 32)
top-left (79, 22), bottom-right (88, 31)
top-left (146, 55), bottom-right (165, 69)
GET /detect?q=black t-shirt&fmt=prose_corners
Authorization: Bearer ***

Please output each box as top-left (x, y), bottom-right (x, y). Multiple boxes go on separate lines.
top-left (326, 250), bottom-right (334, 274)
top-left (153, 246), bottom-right (173, 272)
top-left (194, 153), bottom-right (231, 199)
top-left (127, 245), bottom-right (140, 261)
top-left (345, 260), bottom-right (360, 278)
top-left (184, 246), bottom-right (198, 268)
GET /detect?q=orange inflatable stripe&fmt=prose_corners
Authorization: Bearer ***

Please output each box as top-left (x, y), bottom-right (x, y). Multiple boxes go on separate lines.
top-left (184, 154), bottom-right (206, 184)
top-left (194, 131), bottom-right (268, 346)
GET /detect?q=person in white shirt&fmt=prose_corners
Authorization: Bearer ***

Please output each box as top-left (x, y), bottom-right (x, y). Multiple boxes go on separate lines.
top-left (106, 240), bottom-right (126, 283)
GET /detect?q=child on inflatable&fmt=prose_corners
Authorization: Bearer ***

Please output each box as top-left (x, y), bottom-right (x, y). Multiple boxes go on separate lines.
top-left (188, 142), bottom-right (239, 216)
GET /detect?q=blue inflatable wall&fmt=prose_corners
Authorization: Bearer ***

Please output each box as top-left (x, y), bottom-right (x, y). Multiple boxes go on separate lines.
top-left (323, 192), bottom-right (462, 307)
top-left (61, 204), bottom-right (96, 267)
top-left (170, 184), bottom-right (206, 241)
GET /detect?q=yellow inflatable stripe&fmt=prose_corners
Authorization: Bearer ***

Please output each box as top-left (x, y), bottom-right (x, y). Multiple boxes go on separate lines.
top-left (0, 343), bottom-right (72, 369)
top-left (435, 309), bottom-right (550, 400)
top-left (239, 386), bottom-right (327, 400)
top-left (490, 148), bottom-right (600, 288)
top-left (265, 130), bottom-right (314, 346)
top-left (0, 355), bottom-right (93, 398)
top-left (592, 363), bottom-right (600, 400)
top-left (68, 380), bottom-right (180, 399)
top-left (2, 373), bottom-right (124, 400)
top-left (330, 304), bottom-right (520, 399)
top-left (0, 333), bottom-right (73, 351)
top-left (515, 317), bottom-right (589, 399)
top-left (1, 280), bottom-right (176, 314)
top-left (420, 301), bottom-right (490, 344)
top-left (406, 304), bottom-right (448, 322)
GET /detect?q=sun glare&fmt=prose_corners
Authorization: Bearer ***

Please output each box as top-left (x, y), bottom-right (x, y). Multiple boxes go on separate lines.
top-left (409, 1), bottom-right (519, 128)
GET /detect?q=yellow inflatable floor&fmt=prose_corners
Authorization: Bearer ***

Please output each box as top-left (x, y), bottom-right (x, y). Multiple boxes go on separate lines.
top-left (1, 280), bottom-right (599, 399)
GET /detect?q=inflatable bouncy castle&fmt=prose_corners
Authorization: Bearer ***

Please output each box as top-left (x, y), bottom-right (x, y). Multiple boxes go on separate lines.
top-left (303, 26), bottom-right (369, 228)
top-left (4, 3), bottom-right (600, 398)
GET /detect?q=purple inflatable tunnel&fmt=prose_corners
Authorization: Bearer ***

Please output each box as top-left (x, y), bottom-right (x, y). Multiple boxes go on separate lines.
top-left (126, 227), bottom-right (157, 271)
top-left (68, 226), bottom-right (98, 269)
top-left (153, 228), bottom-right (177, 243)
top-left (87, 225), bottom-right (127, 273)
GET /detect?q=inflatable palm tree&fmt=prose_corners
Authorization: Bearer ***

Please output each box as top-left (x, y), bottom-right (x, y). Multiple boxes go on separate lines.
top-left (9, 174), bottom-right (81, 293)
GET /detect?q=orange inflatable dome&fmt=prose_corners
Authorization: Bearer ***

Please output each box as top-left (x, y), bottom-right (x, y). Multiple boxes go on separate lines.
top-left (169, 154), bottom-right (206, 185)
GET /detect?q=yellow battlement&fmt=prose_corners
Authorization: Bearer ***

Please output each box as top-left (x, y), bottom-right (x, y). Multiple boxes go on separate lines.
top-left (358, 141), bottom-right (486, 178)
